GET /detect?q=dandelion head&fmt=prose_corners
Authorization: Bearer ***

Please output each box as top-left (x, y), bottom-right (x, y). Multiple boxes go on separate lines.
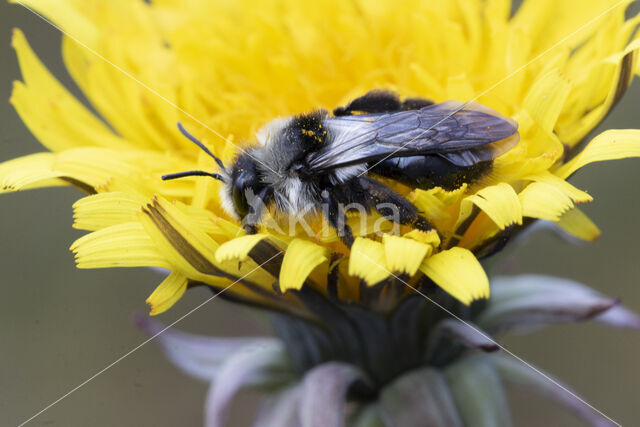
top-left (4, 1), bottom-right (640, 423)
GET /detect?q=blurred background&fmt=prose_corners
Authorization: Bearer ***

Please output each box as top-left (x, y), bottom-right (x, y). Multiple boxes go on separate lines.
top-left (1, 2), bottom-right (639, 426)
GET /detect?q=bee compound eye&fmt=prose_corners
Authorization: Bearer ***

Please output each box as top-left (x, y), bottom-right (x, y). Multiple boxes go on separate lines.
top-left (232, 183), bottom-right (250, 218)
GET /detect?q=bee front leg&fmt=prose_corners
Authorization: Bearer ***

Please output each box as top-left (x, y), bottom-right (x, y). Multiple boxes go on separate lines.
top-left (359, 177), bottom-right (433, 233)
top-left (244, 224), bottom-right (259, 235)
top-left (321, 190), bottom-right (354, 247)
top-left (242, 188), bottom-right (270, 235)
top-left (242, 207), bottom-right (261, 235)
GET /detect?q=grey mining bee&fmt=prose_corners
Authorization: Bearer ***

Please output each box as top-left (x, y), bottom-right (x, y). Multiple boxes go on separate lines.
top-left (163, 90), bottom-right (519, 246)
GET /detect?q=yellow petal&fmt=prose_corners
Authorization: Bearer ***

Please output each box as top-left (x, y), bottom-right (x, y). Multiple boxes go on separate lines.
top-left (512, 0), bottom-right (625, 52)
top-left (316, 210), bottom-right (401, 244)
top-left (146, 272), bottom-right (188, 315)
top-left (382, 235), bottom-right (430, 276)
top-left (0, 153), bottom-right (61, 192)
top-left (11, 1), bottom-right (99, 46)
top-left (403, 229), bottom-right (441, 251)
top-left (215, 234), bottom-right (270, 263)
top-left (10, 29), bottom-right (126, 151)
top-left (279, 239), bottom-right (328, 292)
top-left (139, 196), bottom-right (221, 277)
top-left (519, 182), bottom-right (574, 221)
top-left (556, 130), bottom-right (640, 179)
top-left (446, 73), bottom-right (475, 101)
top-left (175, 202), bottom-right (242, 239)
top-left (523, 69), bottom-right (571, 132)
top-left (0, 148), bottom-right (155, 194)
top-left (411, 190), bottom-right (453, 223)
top-left (461, 183), bottom-right (523, 230)
top-left (349, 238), bottom-right (390, 286)
top-left (561, 41), bottom-right (637, 144)
top-left (70, 222), bottom-right (170, 269)
top-left (604, 34), bottom-right (640, 65)
top-left (420, 247), bottom-right (489, 305)
top-left (556, 207), bottom-right (601, 241)
top-left (410, 185), bottom-right (468, 228)
top-left (14, 1), bottom-right (183, 151)
top-left (61, 33), bottom-right (181, 151)
top-left (139, 197), bottom-right (276, 301)
top-left (525, 172), bottom-right (593, 203)
top-left (73, 192), bottom-right (144, 231)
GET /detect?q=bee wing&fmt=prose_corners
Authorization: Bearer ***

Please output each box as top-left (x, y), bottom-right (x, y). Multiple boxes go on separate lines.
top-left (307, 101), bottom-right (519, 171)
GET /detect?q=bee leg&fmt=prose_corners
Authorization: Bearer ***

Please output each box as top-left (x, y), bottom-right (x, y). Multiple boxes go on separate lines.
top-left (243, 212), bottom-right (259, 234)
top-left (333, 89), bottom-right (433, 116)
top-left (242, 188), bottom-right (270, 235)
top-left (359, 177), bottom-right (432, 232)
top-left (244, 224), bottom-right (258, 235)
top-left (321, 190), bottom-right (355, 247)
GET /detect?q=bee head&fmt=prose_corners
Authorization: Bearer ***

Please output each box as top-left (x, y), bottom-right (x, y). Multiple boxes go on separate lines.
top-left (227, 152), bottom-right (266, 219)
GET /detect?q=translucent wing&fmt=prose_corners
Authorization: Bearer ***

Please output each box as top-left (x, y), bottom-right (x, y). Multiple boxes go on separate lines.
top-left (307, 101), bottom-right (519, 171)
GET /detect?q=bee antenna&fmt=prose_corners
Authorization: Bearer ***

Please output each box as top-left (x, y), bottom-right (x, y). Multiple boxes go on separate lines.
top-left (177, 122), bottom-right (226, 169)
top-left (162, 170), bottom-right (226, 183)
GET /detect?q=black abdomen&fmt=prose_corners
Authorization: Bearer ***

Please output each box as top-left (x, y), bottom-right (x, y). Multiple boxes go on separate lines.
top-left (370, 155), bottom-right (492, 191)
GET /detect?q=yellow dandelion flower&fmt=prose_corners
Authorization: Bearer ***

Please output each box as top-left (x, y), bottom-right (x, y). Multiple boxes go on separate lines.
top-left (3, 0), bottom-right (640, 319)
